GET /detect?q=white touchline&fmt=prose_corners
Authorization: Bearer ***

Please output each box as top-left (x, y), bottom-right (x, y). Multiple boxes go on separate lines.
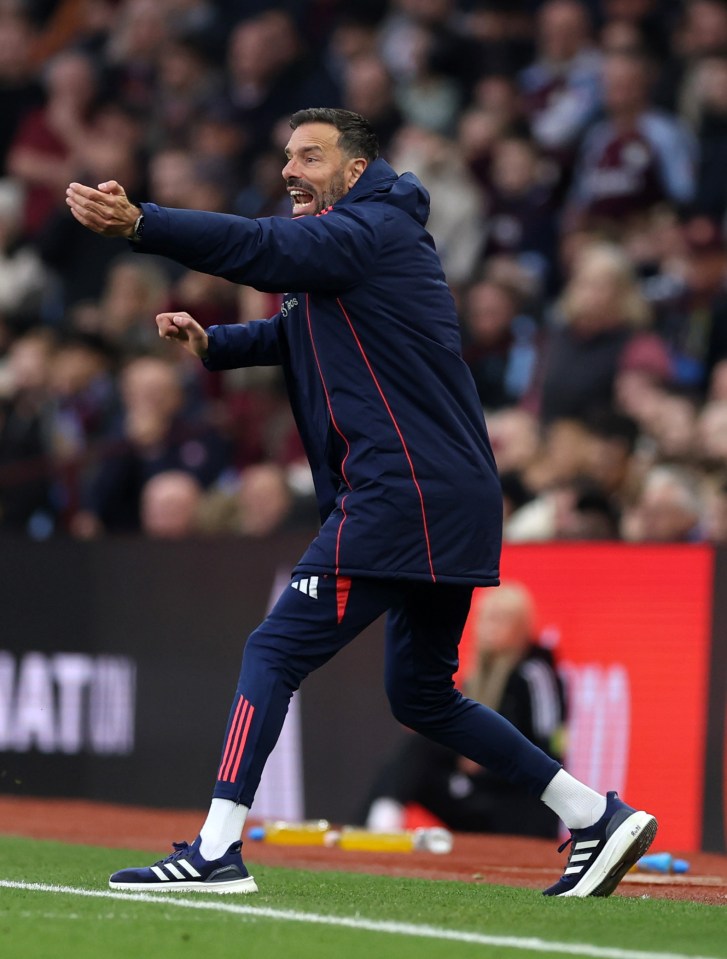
top-left (0, 880), bottom-right (721, 959)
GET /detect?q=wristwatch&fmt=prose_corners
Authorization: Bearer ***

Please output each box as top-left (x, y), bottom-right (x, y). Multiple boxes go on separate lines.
top-left (129, 213), bottom-right (145, 243)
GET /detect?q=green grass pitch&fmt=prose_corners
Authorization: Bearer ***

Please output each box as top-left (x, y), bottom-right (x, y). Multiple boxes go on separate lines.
top-left (0, 836), bottom-right (726, 959)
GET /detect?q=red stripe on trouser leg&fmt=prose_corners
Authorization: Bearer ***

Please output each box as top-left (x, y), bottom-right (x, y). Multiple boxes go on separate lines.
top-left (218, 696), bottom-right (249, 781)
top-left (229, 703), bottom-right (255, 781)
top-left (336, 576), bottom-right (352, 623)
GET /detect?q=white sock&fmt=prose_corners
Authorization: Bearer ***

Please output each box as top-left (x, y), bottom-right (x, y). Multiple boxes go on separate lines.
top-left (199, 798), bottom-right (249, 860)
top-left (540, 769), bottom-right (608, 830)
top-left (365, 797), bottom-right (405, 832)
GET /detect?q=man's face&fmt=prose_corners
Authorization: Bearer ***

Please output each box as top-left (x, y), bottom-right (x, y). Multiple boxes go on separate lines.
top-left (282, 122), bottom-right (364, 216)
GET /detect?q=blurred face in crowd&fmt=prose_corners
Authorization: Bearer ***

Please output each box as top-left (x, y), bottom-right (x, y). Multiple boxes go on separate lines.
top-left (681, 0), bottom-right (727, 56)
top-left (486, 408), bottom-right (541, 474)
top-left (141, 471), bottom-right (202, 539)
top-left (238, 463), bottom-right (292, 537)
top-left (343, 56), bottom-right (394, 119)
top-left (603, 54), bottom-right (650, 117)
top-left (475, 585), bottom-right (534, 655)
top-left (465, 281), bottom-right (516, 345)
top-left (492, 138), bottom-right (538, 195)
top-left (634, 470), bottom-right (701, 542)
top-left (228, 11), bottom-right (298, 86)
top-left (282, 122), bottom-right (367, 217)
top-left (538, 0), bottom-right (591, 64)
top-left (564, 246), bottom-right (644, 333)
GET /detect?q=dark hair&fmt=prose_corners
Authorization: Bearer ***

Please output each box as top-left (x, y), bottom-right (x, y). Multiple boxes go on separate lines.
top-left (289, 108), bottom-right (379, 162)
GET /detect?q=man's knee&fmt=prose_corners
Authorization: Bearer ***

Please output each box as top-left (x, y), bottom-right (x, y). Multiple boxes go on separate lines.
top-left (386, 681), bottom-right (461, 731)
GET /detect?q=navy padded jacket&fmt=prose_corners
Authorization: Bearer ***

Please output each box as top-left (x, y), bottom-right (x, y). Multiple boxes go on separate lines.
top-left (135, 158), bottom-right (502, 585)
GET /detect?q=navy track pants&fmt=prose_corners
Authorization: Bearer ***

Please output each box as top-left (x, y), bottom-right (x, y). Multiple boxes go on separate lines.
top-left (212, 573), bottom-right (560, 808)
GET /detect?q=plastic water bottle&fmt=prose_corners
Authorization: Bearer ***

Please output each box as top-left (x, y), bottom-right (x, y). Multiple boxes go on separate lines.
top-left (332, 826), bottom-right (453, 854)
top-left (635, 852), bottom-right (690, 874)
top-left (248, 819), bottom-right (331, 846)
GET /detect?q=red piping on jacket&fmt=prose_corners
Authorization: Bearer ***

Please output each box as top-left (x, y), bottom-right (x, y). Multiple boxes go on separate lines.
top-left (336, 297), bottom-right (436, 582)
top-left (305, 294), bottom-right (351, 573)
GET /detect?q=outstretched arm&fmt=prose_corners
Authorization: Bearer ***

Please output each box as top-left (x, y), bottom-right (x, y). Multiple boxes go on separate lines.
top-left (66, 180), bottom-right (381, 293)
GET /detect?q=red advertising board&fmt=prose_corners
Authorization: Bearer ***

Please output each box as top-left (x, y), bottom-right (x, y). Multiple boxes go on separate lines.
top-left (459, 544), bottom-right (714, 851)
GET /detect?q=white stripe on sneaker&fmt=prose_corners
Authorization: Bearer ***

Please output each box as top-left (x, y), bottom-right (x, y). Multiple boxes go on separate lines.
top-left (575, 840), bottom-right (600, 849)
top-left (177, 860), bottom-right (202, 878)
top-left (151, 866), bottom-right (170, 881)
top-left (164, 863), bottom-right (186, 880)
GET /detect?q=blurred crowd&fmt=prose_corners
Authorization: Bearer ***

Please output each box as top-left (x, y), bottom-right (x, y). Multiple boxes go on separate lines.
top-left (3, 0), bottom-right (727, 544)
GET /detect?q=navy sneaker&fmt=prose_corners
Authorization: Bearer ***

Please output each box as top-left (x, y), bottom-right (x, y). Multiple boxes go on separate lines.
top-left (543, 791), bottom-right (657, 897)
top-left (109, 837), bottom-right (257, 894)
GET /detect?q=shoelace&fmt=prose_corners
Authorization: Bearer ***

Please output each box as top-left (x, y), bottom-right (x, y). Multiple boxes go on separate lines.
top-left (557, 836), bottom-right (573, 854)
top-left (154, 840), bottom-right (191, 866)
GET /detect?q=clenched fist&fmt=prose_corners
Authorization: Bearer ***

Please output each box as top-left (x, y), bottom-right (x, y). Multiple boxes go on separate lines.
top-left (155, 312), bottom-right (209, 359)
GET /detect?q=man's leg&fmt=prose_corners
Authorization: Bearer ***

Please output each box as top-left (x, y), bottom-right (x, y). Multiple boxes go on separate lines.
top-left (383, 581), bottom-right (657, 897)
top-left (383, 581), bottom-right (562, 798)
top-left (110, 574), bottom-right (399, 892)
top-left (211, 574), bottom-right (398, 811)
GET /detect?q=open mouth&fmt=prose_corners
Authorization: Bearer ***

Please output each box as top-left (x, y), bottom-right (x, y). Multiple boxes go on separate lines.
top-left (288, 188), bottom-right (317, 215)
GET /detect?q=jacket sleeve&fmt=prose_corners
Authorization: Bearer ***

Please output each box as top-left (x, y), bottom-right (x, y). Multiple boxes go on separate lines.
top-left (135, 203), bottom-right (381, 294)
top-left (202, 316), bottom-right (283, 371)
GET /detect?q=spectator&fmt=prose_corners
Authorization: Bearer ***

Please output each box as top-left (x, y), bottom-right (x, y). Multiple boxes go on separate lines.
top-left (688, 54), bottom-right (727, 220)
top-left (341, 55), bottom-right (403, 157)
top-left (567, 49), bottom-right (697, 233)
top-left (72, 354), bottom-right (229, 536)
top-left (7, 49), bottom-right (100, 238)
top-left (579, 408), bottom-right (640, 503)
top-left (651, 215), bottom-right (727, 392)
top-left (224, 9), bottom-right (339, 159)
top-left (140, 469), bottom-right (203, 539)
top-left (624, 463), bottom-right (704, 541)
top-left (0, 9), bottom-right (43, 172)
top-left (389, 124), bottom-right (485, 285)
top-left (659, 0), bottom-right (727, 112)
top-left (200, 461), bottom-right (317, 538)
top-left (104, 0), bottom-right (170, 113)
top-left (48, 330), bottom-right (118, 463)
top-left (461, 277), bottom-right (539, 410)
top-left (70, 254), bottom-right (171, 356)
top-left (480, 133), bottom-right (558, 293)
top-left (533, 242), bottom-right (655, 423)
top-left (0, 327), bottom-right (56, 533)
top-left (485, 406), bottom-right (542, 480)
top-left (0, 178), bottom-right (50, 330)
top-left (519, 0), bottom-right (602, 171)
top-left (362, 582), bottom-right (566, 838)
top-left (149, 36), bottom-right (223, 148)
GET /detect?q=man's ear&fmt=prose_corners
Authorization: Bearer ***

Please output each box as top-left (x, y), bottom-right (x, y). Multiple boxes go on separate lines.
top-left (348, 157), bottom-right (368, 188)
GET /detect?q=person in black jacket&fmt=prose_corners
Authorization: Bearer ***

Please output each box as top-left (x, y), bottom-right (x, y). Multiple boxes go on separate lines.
top-left (364, 583), bottom-right (566, 838)
top-left (66, 107), bottom-right (656, 898)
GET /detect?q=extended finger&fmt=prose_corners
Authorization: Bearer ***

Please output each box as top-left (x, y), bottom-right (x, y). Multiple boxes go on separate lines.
top-left (67, 182), bottom-right (110, 203)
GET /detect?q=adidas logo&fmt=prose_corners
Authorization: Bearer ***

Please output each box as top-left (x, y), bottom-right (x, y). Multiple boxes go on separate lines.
top-left (291, 576), bottom-right (319, 599)
top-left (150, 860), bottom-right (202, 882)
top-left (564, 839), bottom-right (600, 875)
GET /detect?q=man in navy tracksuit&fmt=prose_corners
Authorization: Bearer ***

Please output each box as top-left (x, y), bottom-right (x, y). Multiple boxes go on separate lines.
top-left (67, 108), bottom-right (656, 898)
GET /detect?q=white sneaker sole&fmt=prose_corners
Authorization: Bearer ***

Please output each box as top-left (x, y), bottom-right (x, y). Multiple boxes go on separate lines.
top-left (109, 875), bottom-right (258, 894)
top-left (558, 811), bottom-right (658, 898)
